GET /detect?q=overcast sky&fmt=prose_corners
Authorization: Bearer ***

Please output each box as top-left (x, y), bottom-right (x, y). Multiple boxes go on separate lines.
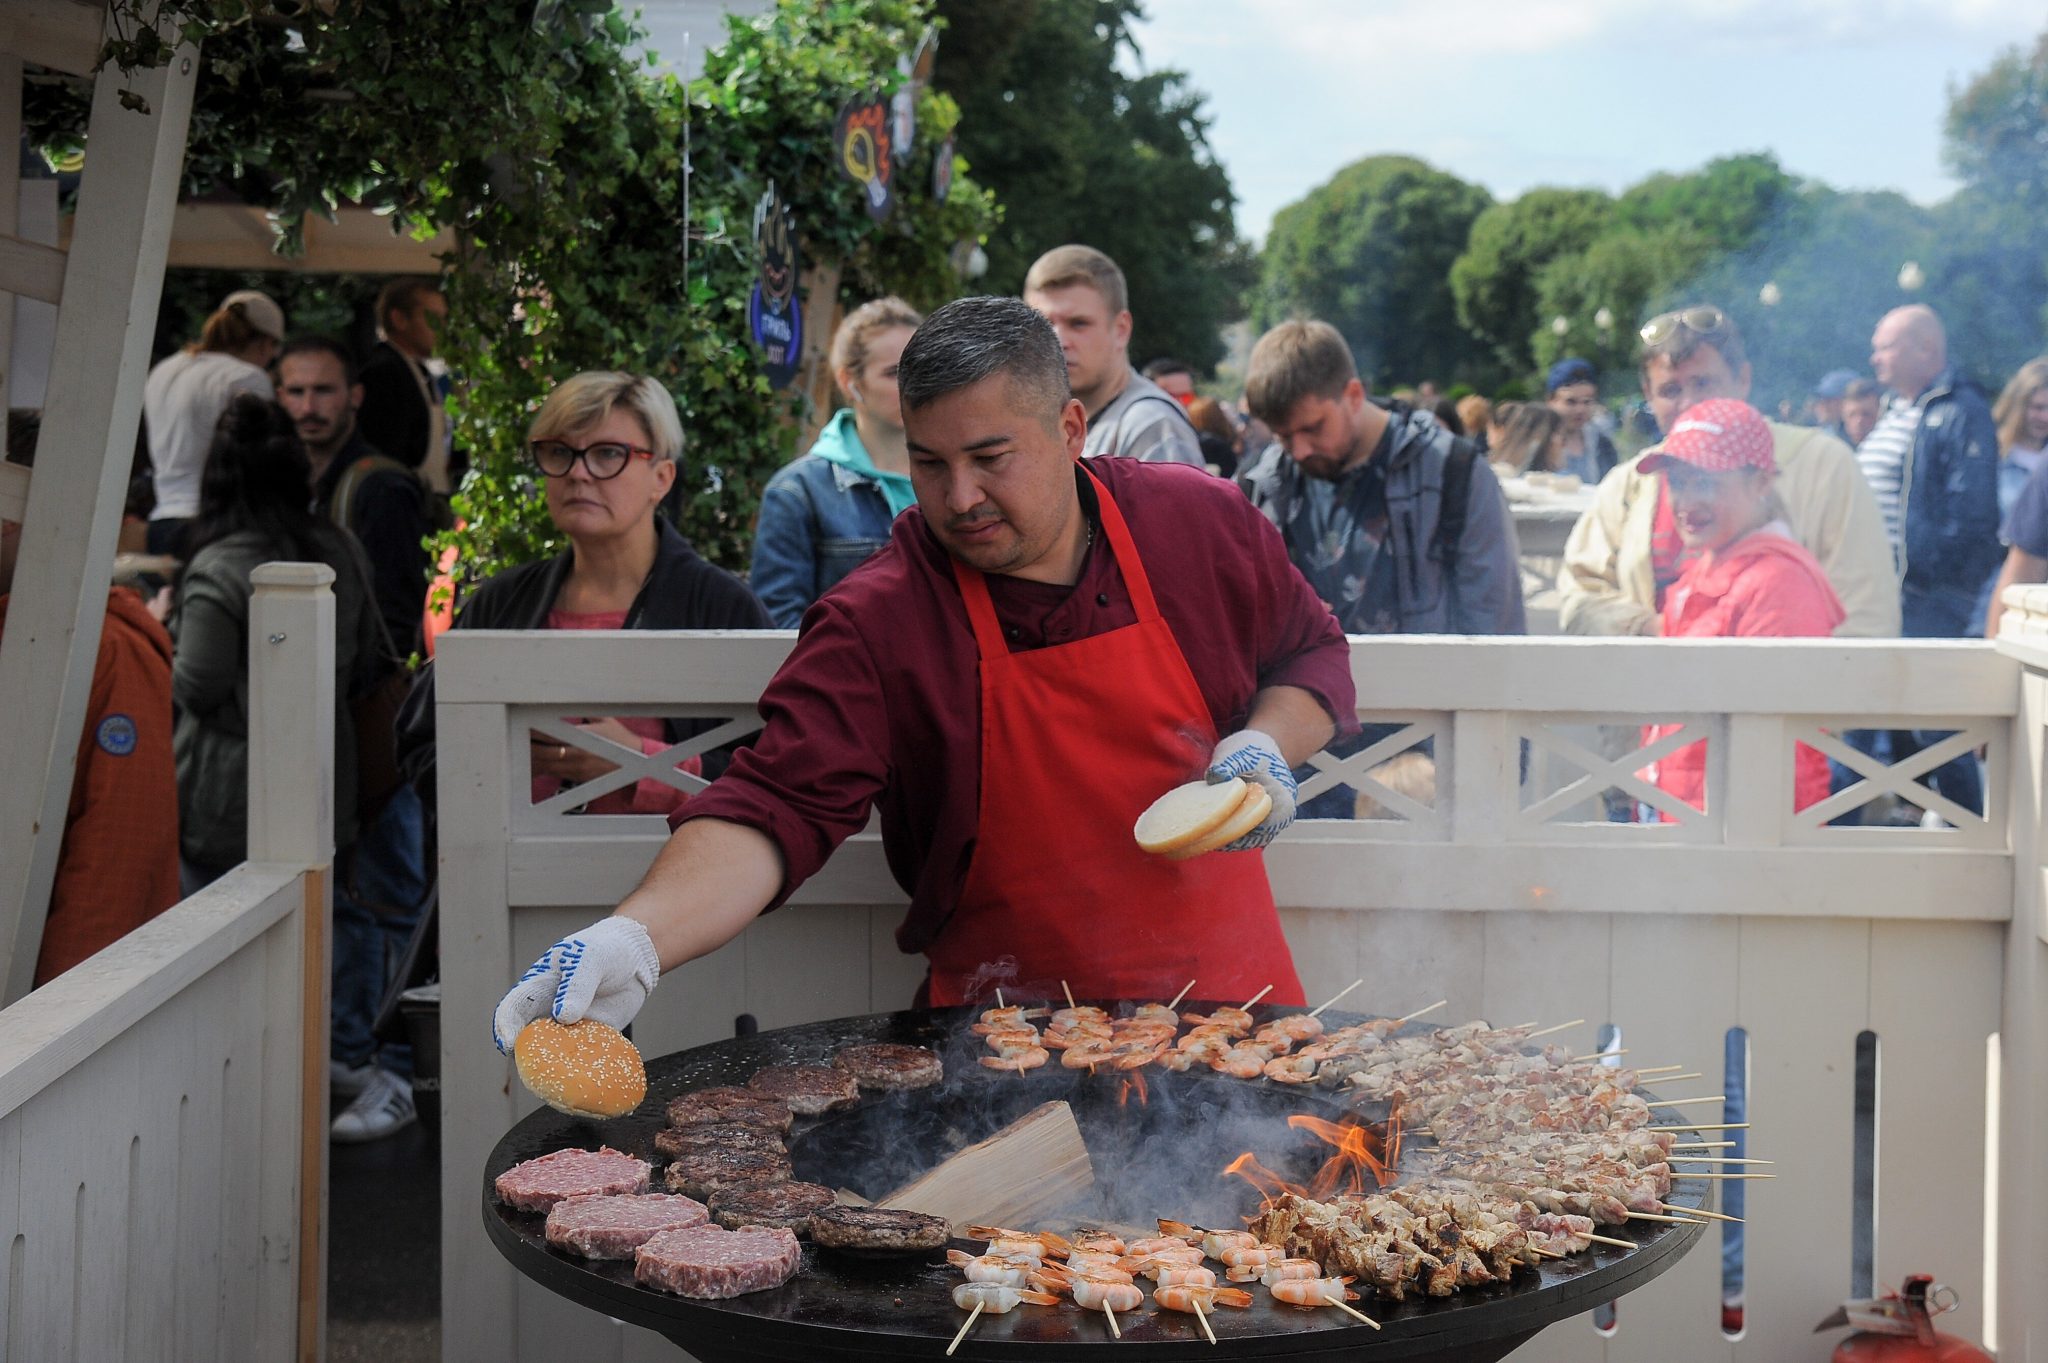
top-left (1124, 0), bottom-right (2046, 242)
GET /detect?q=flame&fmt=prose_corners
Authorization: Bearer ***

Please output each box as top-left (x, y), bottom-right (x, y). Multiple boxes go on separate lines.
top-left (1222, 1110), bottom-right (1401, 1212)
top-left (1118, 1068), bottom-right (1149, 1108)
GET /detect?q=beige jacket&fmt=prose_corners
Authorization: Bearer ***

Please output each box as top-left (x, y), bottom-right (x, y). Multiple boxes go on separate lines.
top-left (1557, 420), bottom-right (1901, 638)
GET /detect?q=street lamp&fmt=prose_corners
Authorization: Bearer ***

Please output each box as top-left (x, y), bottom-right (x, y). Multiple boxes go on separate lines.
top-left (1898, 261), bottom-right (1925, 292)
top-left (1594, 307), bottom-right (1614, 333)
top-left (1759, 281), bottom-right (1782, 307)
top-left (1550, 315), bottom-right (1570, 338)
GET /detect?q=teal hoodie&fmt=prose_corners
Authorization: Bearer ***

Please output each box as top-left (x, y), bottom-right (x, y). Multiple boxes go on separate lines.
top-left (809, 408), bottom-right (917, 517)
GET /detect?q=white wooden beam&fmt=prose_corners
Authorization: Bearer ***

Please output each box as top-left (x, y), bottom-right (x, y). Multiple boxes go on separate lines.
top-left (0, 53), bottom-right (21, 437)
top-left (0, 232), bottom-right (65, 306)
top-left (0, 18), bottom-right (198, 1004)
top-left (0, 0), bottom-right (105, 78)
top-left (0, 461), bottom-right (25, 522)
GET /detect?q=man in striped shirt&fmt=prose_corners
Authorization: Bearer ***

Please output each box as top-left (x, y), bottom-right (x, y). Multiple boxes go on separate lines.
top-left (1853, 304), bottom-right (2001, 819)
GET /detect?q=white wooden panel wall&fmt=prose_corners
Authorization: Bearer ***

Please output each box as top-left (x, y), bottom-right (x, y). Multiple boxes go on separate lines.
top-left (435, 630), bottom-right (2032, 1363)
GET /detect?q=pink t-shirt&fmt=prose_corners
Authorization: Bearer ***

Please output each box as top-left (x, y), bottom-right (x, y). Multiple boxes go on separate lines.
top-left (535, 608), bottom-right (699, 815)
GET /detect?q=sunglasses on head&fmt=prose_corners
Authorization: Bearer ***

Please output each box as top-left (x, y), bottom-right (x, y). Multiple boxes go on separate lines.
top-left (1639, 306), bottom-right (1729, 347)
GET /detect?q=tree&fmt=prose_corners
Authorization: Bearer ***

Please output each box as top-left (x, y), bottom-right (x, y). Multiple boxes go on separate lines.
top-left (1256, 155), bottom-right (1491, 387)
top-left (933, 0), bottom-right (1248, 372)
top-left (1943, 32), bottom-right (2048, 379)
top-left (53, 0), bottom-right (999, 579)
top-left (1945, 33), bottom-right (2048, 207)
top-left (1450, 188), bottom-right (1613, 379)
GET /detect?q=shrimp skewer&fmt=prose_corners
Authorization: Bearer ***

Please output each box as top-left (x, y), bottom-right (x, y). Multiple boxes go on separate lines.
top-left (980, 1045), bottom-right (1048, 1073)
top-left (947, 1284), bottom-right (1059, 1355)
top-left (1068, 1229), bottom-right (1126, 1255)
top-left (946, 1249), bottom-right (1038, 1287)
top-left (1147, 1263), bottom-right (1217, 1289)
top-left (1215, 1242), bottom-right (1289, 1272)
top-left (1227, 1257), bottom-right (1322, 1284)
top-left (1269, 1276), bottom-right (1381, 1329)
top-left (1153, 1284), bottom-right (1252, 1344)
top-left (1157, 1218), bottom-right (1256, 1261)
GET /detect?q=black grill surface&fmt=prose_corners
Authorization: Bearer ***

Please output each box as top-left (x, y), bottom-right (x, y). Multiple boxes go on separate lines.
top-left (483, 1005), bottom-right (1709, 1361)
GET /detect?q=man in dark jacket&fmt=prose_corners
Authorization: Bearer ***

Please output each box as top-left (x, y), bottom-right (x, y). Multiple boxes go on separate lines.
top-left (357, 277), bottom-right (452, 493)
top-left (1852, 303), bottom-right (2000, 820)
top-left (1238, 319), bottom-right (1523, 818)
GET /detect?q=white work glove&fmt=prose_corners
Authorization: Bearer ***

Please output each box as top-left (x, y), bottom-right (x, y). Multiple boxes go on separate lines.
top-left (492, 917), bottom-right (662, 1055)
top-left (1205, 728), bottom-right (1298, 850)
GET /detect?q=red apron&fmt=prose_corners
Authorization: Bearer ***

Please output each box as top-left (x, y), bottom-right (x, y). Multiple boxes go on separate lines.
top-left (923, 466), bottom-right (1304, 1009)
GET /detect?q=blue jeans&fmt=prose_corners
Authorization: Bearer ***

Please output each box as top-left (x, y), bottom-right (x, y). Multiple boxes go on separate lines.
top-left (1832, 583), bottom-right (1984, 821)
top-left (332, 786), bottom-right (427, 1075)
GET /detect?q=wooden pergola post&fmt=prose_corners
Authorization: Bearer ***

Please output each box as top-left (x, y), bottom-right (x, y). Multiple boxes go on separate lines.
top-left (0, 3), bottom-right (198, 1003)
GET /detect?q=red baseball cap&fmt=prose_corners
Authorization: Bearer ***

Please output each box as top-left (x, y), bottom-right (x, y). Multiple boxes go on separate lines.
top-left (1640, 398), bottom-right (1776, 476)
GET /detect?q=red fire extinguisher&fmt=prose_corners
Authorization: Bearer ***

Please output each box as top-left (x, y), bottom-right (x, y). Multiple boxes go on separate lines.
top-left (1816, 1276), bottom-right (1994, 1362)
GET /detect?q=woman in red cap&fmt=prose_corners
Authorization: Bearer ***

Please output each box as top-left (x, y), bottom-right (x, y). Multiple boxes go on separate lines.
top-left (1639, 398), bottom-right (1845, 816)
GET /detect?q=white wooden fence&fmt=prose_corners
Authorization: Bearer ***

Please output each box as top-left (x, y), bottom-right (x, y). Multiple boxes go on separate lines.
top-left (436, 627), bottom-right (2048, 1363)
top-left (0, 566), bottom-right (336, 1363)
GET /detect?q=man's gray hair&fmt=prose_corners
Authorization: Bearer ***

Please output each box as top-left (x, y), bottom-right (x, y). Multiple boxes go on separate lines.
top-left (897, 295), bottom-right (1070, 422)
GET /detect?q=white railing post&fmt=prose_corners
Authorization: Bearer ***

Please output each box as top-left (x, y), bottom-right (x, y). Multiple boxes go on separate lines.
top-left (248, 562), bottom-right (333, 1363)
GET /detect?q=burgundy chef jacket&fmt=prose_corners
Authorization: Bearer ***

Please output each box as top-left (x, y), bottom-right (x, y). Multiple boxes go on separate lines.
top-left (676, 458), bottom-right (1357, 953)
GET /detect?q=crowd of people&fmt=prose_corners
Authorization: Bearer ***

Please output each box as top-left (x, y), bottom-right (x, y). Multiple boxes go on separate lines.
top-left (13, 238), bottom-right (2048, 1140)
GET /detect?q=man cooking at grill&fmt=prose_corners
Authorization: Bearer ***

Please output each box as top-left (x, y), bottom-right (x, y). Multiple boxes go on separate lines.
top-left (492, 297), bottom-right (1354, 1050)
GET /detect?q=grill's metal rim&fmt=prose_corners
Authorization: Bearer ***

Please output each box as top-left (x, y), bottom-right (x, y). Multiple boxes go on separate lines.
top-left (483, 1005), bottom-right (1711, 1360)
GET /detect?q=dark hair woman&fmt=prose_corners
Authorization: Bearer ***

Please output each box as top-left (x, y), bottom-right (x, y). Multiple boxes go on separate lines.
top-left (171, 393), bottom-right (385, 889)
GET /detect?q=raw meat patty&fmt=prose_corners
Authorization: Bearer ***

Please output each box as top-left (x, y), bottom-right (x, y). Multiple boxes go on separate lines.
top-left (543, 1193), bottom-right (708, 1259)
top-left (634, 1224), bottom-right (803, 1298)
top-left (745, 1064), bottom-right (859, 1115)
top-left (664, 1086), bottom-right (795, 1132)
top-left (494, 1146), bottom-right (649, 1212)
top-left (832, 1043), bottom-right (943, 1091)
top-left (663, 1145), bottom-right (794, 1199)
top-left (707, 1179), bottom-right (837, 1232)
top-left (808, 1205), bottom-right (950, 1252)
top-left (653, 1121), bottom-right (787, 1163)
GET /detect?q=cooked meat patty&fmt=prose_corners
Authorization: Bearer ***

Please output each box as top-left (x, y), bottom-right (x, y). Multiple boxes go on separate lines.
top-left (494, 1147), bottom-right (650, 1213)
top-left (664, 1086), bottom-right (795, 1132)
top-left (663, 1145), bottom-right (794, 1200)
top-left (808, 1205), bottom-right (950, 1252)
top-left (831, 1043), bottom-right (943, 1091)
top-left (543, 1193), bottom-right (708, 1259)
top-left (634, 1224), bottom-right (803, 1298)
top-left (745, 1064), bottom-right (859, 1116)
top-left (653, 1121), bottom-right (788, 1163)
top-left (707, 1179), bottom-right (838, 1232)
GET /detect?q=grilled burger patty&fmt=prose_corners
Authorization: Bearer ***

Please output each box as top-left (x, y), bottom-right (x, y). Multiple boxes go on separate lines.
top-left (745, 1064), bottom-right (860, 1116)
top-left (663, 1146), bottom-right (795, 1200)
top-left (653, 1121), bottom-right (788, 1163)
top-left (707, 1179), bottom-right (838, 1232)
top-left (807, 1205), bottom-right (950, 1252)
top-left (664, 1086), bottom-right (795, 1132)
top-left (831, 1043), bottom-right (944, 1091)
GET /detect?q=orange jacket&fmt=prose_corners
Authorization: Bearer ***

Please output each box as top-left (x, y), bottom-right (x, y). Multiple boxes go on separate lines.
top-left (0, 587), bottom-right (182, 985)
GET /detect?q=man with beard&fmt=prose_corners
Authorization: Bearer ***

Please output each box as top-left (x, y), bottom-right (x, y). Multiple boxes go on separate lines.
top-left (1237, 319), bottom-right (1523, 637)
top-left (276, 336), bottom-right (433, 656)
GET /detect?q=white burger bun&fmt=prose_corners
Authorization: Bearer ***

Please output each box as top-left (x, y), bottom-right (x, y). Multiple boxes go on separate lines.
top-left (1165, 781), bottom-right (1272, 860)
top-left (1133, 777), bottom-right (1248, 856)
top-left (515, 1017), bottom-right (648, 1119)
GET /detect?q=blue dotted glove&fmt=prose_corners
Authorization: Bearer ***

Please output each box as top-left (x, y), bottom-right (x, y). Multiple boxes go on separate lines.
top-left (1205, 728), bottom-right (1297, 850)
top-left (492, 917), bottom-right (661, 1054)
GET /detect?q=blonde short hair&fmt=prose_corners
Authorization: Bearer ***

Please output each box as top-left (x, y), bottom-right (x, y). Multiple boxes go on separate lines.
top-left (528, 372), bottom-right (683, 463)
top-left (830, 296), bottom-right (922, 392)
top-left (1023, 244), bottom-right (1128, 316)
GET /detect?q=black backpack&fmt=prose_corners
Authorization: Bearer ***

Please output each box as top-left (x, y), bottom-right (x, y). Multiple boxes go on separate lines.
top-left (1427, 435), bottom-right (1484, 574)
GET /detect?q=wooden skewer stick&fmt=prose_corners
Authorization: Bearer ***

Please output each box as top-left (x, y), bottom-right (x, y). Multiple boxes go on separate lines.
top-left (947, 1302), bottom-right (984, 1356)
top-left (1193, 1297), bottom-right (1217, 1346)
top-left (1509, 1020), bottom-right (1537, 1030)
top-left (1586, 1232), bottom-right (1636, 1249)
top-left (1669, 1156), bottom-right (1774, 1165)
top-left (1570, 1049), bottom-right (1630, 1062)
top-left (1667, 1140), bottom-right (1735, 1149)
top-left (1166, 979), bottom-right (1198, 1012)
top-left (1627, 1210), bottom-right (1707, 1225)
top-left (1651, 1122), bottom-right (1748, 1132)
top-left (1650, 1072), bottom-right (1705, 1083)
top-left (1524, 1018), bottom-right (1587, 1039)
top-left (1634, 1064), bottom-right (1689, 1074)
top-left (1663, 1203), bottom-right (1742, 1223)
top-left (995, 988), bottom-right (1005, 1009)
top-left (1676, 1171), bottom-right (1775, 1180)
top-left (1062, 980), bottom-right (1077, 1010)
top-left (1393, 997), bottom-right (1448, 1025)
top-left (1332, 1299), bottom-right (1380, 1329)
top-left (1642, 1095), bottom-right (1726, 1108)
top-left (1239, 984), bottom-right (1275, 1011)
top-left (1103, 1300), bottom-right (1121, 1339)
top-left (1308, 978), bottom-right (1365, 1017)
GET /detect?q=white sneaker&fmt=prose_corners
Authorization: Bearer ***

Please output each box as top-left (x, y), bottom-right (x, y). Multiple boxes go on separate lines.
top-left (331, 1067), bottom-right (416, 1143)
top-left (331, 1057), bottom-right (378, 1098)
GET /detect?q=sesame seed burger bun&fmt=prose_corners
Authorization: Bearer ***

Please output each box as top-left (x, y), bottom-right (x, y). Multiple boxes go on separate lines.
top-left (515, 1017), bottom-right (649, 1119)
top-left (1165, 780), bottom-right (1271, 860)
top-left (1133, 777), bottom-right (1247, 856)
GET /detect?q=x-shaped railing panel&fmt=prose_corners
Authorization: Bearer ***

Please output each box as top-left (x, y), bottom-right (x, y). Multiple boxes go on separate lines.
top-left (519, 711), bottom-right (765, 821)
top-left (1297, 718), bottom-right (1442, 827)
top-left (1517, 719), bottom-right (1713, 833)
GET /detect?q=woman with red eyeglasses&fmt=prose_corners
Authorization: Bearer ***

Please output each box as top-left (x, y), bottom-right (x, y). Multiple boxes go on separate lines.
top-left (397, 372), bottom-right (769, 814)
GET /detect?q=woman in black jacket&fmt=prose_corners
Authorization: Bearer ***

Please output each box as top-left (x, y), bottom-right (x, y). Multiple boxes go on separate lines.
top-left (398, 372), bottom-right (769, 810)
